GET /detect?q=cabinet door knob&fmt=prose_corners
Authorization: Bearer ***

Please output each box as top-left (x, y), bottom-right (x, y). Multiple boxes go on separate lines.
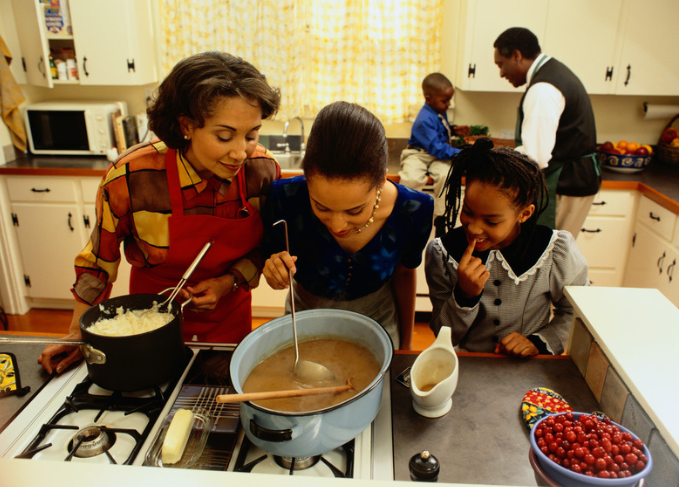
top-left (624, 64), bottom-right (631, 87)
top-left (67, 213), bottom-right (74, 232)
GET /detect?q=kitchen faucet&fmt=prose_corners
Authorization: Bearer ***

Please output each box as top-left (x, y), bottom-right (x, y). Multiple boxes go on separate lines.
top-left (281, 116), bottom-right (305, 153)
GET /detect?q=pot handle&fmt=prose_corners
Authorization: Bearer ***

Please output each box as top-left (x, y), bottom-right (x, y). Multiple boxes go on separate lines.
top-left (158, 288), bottom-right (193, 311)
top-left (80, 345), bottom-right (107, 365)
top-left (249, 420), bottom-right (300, 443)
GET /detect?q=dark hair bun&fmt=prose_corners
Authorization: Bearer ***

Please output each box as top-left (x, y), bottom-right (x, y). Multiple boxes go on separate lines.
top-left (472, 137), bottom-right (494, 153)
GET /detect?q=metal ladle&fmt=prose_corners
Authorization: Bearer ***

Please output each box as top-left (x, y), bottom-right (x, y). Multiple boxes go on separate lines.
top-left (273, 220), bottom-right (335, 383)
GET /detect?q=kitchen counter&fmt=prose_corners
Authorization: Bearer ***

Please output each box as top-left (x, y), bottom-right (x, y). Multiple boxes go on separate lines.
top-left (2, 154), bottom-right (679, 213)
top-left (565, 286), bottom-right (679, 457)
top-left (390, 353), bottom-right (599, 485)
top-left (0, 339), bottom-right (53, 433)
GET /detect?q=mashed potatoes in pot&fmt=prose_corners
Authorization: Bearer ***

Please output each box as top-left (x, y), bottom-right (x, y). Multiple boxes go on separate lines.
top-left (87, 304), bottom-right (174, 337)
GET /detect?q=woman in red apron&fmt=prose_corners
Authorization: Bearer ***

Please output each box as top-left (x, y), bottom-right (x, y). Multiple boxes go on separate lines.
top-left (38, 52), bottom-right (281, 374)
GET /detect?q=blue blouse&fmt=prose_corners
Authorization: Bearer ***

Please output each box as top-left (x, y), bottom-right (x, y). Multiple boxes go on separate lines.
top-left (262, 176), bottom-right (434, 301)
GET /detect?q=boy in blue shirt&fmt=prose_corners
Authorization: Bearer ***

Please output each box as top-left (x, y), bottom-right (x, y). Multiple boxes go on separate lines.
top-left (399, 73), bottom-right (461, 234)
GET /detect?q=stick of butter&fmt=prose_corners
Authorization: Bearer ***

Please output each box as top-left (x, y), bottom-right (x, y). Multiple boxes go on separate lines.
top-left (162, 409), bottom-right (194, 465)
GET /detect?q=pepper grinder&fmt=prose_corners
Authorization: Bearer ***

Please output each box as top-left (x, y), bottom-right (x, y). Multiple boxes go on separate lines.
top-left (409, 450), bottom-right (440, 482)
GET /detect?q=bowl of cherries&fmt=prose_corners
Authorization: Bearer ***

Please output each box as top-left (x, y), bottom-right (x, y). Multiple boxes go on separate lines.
top-left (529, 412), bottom-right (653, 487)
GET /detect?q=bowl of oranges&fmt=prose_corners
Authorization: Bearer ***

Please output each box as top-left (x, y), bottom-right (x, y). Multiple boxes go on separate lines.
top-left (597, 141), bottom-right (653, 174)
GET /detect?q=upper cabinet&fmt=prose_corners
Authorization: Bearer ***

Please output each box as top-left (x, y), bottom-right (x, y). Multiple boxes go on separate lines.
top-left (10, 0), bottom-right (157, 87)
top-left (451, 0), bottom-right (548, 93)
top-left (611, 0), bottom-right (679, 96)
top-left (449, 0), bottom-right (679, 96)
top-left (542, 0), bottom-right (624, 95)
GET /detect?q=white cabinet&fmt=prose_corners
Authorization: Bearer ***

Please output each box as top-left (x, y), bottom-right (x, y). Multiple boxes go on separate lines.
top-left (2, 174), bottom-right (134, 305)
top-left (542, 0), bottom-right (624, 95)
top-left (612, 0), bottom-right (679, 96)
top-left (10, 0), bottom-right (156, 87)
top-left (6, 176), bottom-right (88, 301)
top-left (251, 283), bottom-right (286, 318)
top-left (623, 196), bottom-right (679, 306)
top-left (576, 189), bottom-right (637, 287)
top-left (451, 0), bottom-right (548, 92)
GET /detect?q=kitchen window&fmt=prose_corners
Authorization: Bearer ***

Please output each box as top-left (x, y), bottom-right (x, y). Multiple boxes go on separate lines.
top-left (157, 0), bottom-right (442, 124)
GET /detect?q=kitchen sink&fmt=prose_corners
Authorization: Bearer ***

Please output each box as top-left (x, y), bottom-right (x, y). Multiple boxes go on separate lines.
top-left (271, 151), bottom-right (303, 169)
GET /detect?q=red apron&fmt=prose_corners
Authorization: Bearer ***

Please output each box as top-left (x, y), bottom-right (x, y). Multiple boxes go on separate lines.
top-left (129, 149), bottom-right (263, 343)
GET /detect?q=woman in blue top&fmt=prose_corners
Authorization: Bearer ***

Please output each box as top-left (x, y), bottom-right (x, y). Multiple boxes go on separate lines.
top-left (262, 101), bottom-right (434, 350)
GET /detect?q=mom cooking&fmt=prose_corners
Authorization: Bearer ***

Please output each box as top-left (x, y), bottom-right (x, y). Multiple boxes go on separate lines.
top-left (37, 51), bottom-right (282, 375)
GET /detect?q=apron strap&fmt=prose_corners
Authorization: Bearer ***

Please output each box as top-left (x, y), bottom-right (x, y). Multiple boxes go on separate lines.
top-left (166, 149), bottom-right (184, 217)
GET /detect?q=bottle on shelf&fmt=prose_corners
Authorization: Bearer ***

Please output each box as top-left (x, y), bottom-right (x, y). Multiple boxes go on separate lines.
top-left (49, 56), bottom-right (58, 79)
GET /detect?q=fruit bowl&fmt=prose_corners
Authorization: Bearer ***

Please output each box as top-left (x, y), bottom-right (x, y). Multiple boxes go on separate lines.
top-left (598, 149), bottom-right (652, 174)
top-left (529, 412), bottom-right (653, 487)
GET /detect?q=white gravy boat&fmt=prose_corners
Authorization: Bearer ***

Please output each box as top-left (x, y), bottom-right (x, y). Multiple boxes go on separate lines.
top-left (410, 326), bottom-right (459, 418)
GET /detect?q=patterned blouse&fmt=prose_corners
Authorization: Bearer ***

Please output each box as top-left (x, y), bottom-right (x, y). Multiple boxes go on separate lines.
top-left (425, 225), bottom-right (589, 354)
top-left (262, 176), bottom-right (434, 301)
top-left (73, 140), bottom-right (280, 305)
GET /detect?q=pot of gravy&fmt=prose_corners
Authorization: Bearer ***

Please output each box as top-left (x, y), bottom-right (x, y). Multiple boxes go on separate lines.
top-left (229, 309), bottom-right (393, 458)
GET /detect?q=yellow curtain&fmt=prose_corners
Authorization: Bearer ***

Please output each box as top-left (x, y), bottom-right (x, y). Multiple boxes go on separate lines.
top-left (157, 0), bottom-right (441, 124)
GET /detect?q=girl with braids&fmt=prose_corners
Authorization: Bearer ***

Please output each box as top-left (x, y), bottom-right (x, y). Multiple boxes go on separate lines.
top-left (425, 137), bottom-right (588, 357)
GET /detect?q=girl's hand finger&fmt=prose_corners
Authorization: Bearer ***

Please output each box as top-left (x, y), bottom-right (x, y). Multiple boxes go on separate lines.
top-left (459, 238), bottom-right (477, 266)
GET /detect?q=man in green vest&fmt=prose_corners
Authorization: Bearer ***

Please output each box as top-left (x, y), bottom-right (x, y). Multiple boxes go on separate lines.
top-left (493, 27), bottom-right (601, 238)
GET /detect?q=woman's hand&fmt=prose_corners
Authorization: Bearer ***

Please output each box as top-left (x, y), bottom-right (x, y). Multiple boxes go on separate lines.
top-left (263, 251), bottom-right (297, 289)
top-left (457, 239), bottom-right (489, 299)
top-left (37, 335), bottom-right (83, 375)
top-left (183, 276), bottom-right (231, 312)
top-left (495, 332), bottom-right (539, 358)
top-left (37, 301), bottom-right (90, 374)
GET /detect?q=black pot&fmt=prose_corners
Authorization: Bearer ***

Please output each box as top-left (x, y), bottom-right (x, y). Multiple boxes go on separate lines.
top-left (79, 293), bottom-right (186, 391)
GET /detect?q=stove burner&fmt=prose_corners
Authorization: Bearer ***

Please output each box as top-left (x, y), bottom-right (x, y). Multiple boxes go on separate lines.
top-left (273, 454), bottom-right (321, 470)
top-left (69, 426), bottom-right (116, 458)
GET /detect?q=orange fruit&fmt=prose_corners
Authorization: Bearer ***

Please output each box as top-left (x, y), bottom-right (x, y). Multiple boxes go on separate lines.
top-left (626, 142), bottom-right (639, 152)
top-left (617, 140), bottom-right (628, 151)
top-left (672, 138), bottom-right (679, 147)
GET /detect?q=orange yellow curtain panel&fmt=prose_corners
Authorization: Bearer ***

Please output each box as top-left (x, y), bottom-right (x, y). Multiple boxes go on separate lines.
top-left (157, 0), bottom-right (442, 124)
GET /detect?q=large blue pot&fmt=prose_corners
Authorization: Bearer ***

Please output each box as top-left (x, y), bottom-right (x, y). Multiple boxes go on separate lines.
top-left (230, 309), bottom-right (393, 457)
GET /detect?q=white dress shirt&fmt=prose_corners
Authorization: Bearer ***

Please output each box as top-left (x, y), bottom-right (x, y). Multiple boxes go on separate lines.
top-left (514, 54), bottom-right (566, 170)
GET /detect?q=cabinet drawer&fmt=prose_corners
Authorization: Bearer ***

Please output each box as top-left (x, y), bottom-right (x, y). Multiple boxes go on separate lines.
top-left (636, 196), bottom-right (676, 241)
top-left (577, 217), bottom-right (631, 269)
top-left (588, 189), bottom-right (636, 217)
top-left (7, 177), bottom-right (79, 203)
top-left (81, 178), bottom-right (102, 204)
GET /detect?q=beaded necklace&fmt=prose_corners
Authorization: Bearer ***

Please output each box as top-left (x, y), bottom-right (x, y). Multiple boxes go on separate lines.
top-left (355, 187), bottom-right (383, 234)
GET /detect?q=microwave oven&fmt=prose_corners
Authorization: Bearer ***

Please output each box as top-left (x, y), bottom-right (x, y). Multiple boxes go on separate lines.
top-left (24, 100), bottom-right (128, 156)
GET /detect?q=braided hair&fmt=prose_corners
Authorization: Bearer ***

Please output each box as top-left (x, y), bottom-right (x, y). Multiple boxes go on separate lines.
top-left (440, 137), bottom-right (548, 236)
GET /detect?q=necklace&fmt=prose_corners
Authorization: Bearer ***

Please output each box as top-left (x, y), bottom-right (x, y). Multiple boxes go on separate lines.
top-left (355, 187), bottom-right (383, 234)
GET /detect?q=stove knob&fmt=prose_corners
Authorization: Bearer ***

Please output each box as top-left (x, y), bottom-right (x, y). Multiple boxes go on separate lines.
top-left (409, 450), bottom-right (440, 482)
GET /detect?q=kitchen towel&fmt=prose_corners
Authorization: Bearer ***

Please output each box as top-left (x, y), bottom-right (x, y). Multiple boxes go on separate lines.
top-left (0, 34), bottom-right (26, 152)
top-left (643, 103), bottom-right (679, 121)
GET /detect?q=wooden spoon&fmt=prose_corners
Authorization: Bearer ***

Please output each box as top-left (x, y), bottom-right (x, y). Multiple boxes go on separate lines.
top-left (216, 379), bottom-right (356, 404)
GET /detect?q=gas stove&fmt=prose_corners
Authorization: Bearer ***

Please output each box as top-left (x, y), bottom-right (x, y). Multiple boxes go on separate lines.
top-left (0, 343), bottom-right (393, 480)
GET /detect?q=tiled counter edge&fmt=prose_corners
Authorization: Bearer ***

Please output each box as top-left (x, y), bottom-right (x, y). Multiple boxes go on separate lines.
top-left (568, 317), bottom-right (679, 486)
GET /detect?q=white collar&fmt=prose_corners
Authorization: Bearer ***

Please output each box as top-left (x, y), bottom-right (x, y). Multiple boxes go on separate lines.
top-left (527, 53), bottom-right (550, 84)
